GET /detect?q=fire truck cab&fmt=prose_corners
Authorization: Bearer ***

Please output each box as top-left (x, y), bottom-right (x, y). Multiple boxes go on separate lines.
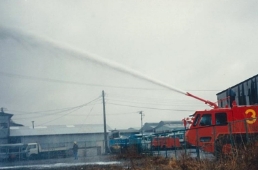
top-left (185, 103), bottom-right (258, 154)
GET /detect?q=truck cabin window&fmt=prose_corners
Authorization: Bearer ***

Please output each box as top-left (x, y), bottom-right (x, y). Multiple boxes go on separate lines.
top-left (193, 114), bottom-right (200, 126)
top-left (215, 112), bottom-right (227, 125)
top-left (28, 144), bottom-right (37, 149)
top-left (199, 114), bottom-right (211, 126)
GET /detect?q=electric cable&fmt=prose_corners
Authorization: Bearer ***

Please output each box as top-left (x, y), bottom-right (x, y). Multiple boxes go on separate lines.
top-left (13, 96), bottom-right (101, 124)
top-left (105, 97), bottom-right (205, 107)
top-left (65, 111), bottom-right (142, 116)
top-left (0, 71), bottom-right (162, 90)
top-left (0, 71), bottom-right (221, 91)
top-left (11, 100), bottom-right (102, 117)
top-left (107, 102), bottom-right (195, 112)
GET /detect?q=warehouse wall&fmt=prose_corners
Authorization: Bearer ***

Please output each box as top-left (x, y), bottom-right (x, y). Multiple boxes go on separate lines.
top-left (217, 75), bottom-right (258, 107)
top-left (9, 133), bottom-right (105, 154)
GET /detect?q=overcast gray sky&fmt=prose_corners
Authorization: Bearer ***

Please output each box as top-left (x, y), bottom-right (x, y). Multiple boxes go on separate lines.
top-left (1, 0), bottom-right (258, 129)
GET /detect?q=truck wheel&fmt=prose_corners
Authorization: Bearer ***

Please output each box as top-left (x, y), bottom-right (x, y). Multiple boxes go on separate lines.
top-left (29, 154), bottom-right (38, 160)
top-left (215, 136), bottom-right (231, 160)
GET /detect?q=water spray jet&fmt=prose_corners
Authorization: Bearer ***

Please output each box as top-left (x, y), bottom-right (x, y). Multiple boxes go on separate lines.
top-left (0, 26), bottom-right (186, 95)
top-left (1, 26), bottom-right (217, 108)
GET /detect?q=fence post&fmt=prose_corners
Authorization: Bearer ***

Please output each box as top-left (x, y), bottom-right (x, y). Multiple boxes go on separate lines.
top-left (244, 119), bottom-right (249, 144)
top-left (157, 137), bottom-right (160, 155)
top-left (165, 146), bottom-right (168, 158)
top-left (196, 128), bottom-right (200, 159)
top-left (85, 141), bottom-right (88, 157)
top-left (48, 143), bottom-right (50, 159)
top-left (150, 139), bottom-right (153, 155)
top-left (174, 131), bottom-right (177, 159)
top-left (213, 125), bottom-right (216, 156)
top-left (228, 122), bottom-right (235, 158)
top-left (184, 129), bottom-right (187, 155)
top-left (19, 146), bottom-right (21, 161)
top-left (228, 122), bottom-right (233, 145)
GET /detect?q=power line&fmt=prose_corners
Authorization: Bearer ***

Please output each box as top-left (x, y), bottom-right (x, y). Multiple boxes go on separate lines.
top-left (0, 71), bottom-right (160, 90)
top-left (11, 98), bottom-right (101, 118)
top-left (0, 71), bottom-right (221, 91)
top-left (10, 100), bottom-right (102, 116)
top-left (13, 96), bottom-right (101, 122)
top-left (107, 102), bottom-right (195, 112)
top-left (106, 93), bottom-right (217, 102)
top-left (105, 97), bottom-right (204, 107)
top-left (37, 96), bottom-right (102, 126)
top-left (65, 111), bottom-right (141, 116)
top-left (37, 107), bottom-right (82, 126)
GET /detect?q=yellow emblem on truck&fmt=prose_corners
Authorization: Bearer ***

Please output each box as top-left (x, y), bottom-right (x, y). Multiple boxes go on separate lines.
top-left (245, 109), bottom-right (256, 124)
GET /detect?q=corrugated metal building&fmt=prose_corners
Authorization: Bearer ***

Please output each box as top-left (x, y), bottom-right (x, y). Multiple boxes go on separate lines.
top-left (141, 121), bottom-right (184, 133)
top-left (141, 123), bottom-right (159, 133)
top-left (0, 110), bottom-right (112, 155)
top-left (217, 74), bottom-right (258, 107)
top-left (155, 121), bottom-right (184, 133)
top-left (9, 124), bottom-right (111, 154)
top-left (113, 128), bottom-right (140, 138)
top-left (0, 110), bottom-right (13, 144)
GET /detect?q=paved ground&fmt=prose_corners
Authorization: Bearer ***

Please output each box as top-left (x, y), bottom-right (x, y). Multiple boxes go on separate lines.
top-left (0, 149), bottom-right (215, 169)
top-left (0, 155), bottom-right (122, 170)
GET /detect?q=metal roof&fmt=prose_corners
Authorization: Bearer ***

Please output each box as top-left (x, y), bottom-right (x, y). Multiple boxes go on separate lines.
top-left (140, 122), bottom-right (159, 132)
top-left (0, 111), bottom-right (13, 118)
top-left (115, 128), bottom-right (140, 133)
top-left (155, 121), bottom-right (183, 129)
top-left (10, 124), bottom-right (112, 137)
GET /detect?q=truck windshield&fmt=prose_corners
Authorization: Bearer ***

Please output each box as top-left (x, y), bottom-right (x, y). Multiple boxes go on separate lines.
top-left (28, 144), bottom-right (37, 150)
top-left (193, 114), bottom-right (200, 126)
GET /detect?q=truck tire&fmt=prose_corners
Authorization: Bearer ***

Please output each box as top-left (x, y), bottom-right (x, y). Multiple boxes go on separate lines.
top-left (29, 154), bottom-right (38, 160)
top-left (215, 135), bottom-right (232, 160)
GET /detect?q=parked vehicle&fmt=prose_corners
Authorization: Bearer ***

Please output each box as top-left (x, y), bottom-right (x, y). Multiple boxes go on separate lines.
top-left (109, 137), bottom-right (129, 153)
top-left (168, 132), bottom-right (185, 146)
top-left (109, 134), bottom-right (153, 153)
top-left (151, 136), bottom-right (180, 150)
top-left (0, 142), bottom-right (69, 161)
top-left (129, 134), bottom-right (152, 151)
top-left (0, 143), bottom-right (28, 161)
top-left (27, 143), bottom-right (68, 159)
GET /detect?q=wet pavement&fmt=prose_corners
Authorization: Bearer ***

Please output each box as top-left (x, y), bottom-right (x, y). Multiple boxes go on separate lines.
top-left (0, 155), bottom-right (121, 169)
top-left (0, 149), bottom-right (215, 169)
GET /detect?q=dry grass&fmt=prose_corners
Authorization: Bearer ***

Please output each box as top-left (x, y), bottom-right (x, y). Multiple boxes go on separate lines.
top-left (112, 142), bottom-right (258, 170)
top-left (18, 143), bottom-right (258, 170)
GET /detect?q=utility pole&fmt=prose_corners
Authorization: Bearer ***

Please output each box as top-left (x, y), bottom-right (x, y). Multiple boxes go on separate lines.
top-left (139, 111), bottom-right (143, 136)
top-left (102, 90), bottom-right (109, 154)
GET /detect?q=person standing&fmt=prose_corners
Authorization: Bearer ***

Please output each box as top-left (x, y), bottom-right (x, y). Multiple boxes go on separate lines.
top-left (73, 141), bottom-right (78, 160)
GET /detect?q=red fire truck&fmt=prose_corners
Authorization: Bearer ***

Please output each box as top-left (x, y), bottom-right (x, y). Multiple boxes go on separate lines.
top-left (152, 136), bottom-right (181, 150)
top-left (184, 92), bottom-right (258, 156)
